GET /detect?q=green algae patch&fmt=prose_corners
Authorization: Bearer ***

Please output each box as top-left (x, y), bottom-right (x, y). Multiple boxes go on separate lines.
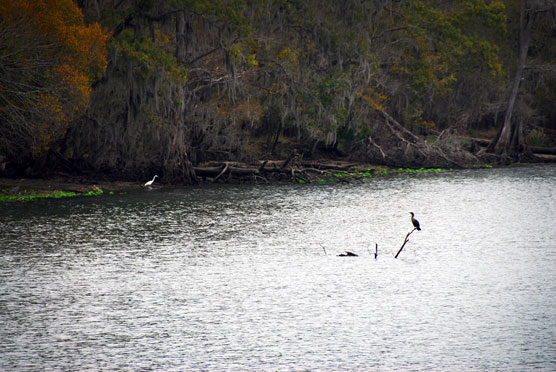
top-left (293, 166), bottom-right (390, 184)
top-left (394, 167), bottom-right (448, 173)
top-left (1, 188), bottom-right (104, 202)
top-left (296, 166), bottom-right (453, 184)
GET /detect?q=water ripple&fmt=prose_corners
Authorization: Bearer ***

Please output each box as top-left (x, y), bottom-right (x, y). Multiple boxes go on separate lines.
top-left (1, 164), bottom-right (556, 371)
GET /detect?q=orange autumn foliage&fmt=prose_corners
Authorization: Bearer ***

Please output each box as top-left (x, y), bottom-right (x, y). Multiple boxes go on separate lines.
top-left (0, 0), bottom-right (109, 157)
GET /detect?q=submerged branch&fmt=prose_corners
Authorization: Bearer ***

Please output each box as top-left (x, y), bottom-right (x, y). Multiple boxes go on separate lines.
top-left (395, 227), bottom-right (418, 258)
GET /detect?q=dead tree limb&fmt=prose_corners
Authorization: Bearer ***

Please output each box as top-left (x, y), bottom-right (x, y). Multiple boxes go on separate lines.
top-left (258, 160), bottom-right (268, 172)
top-left (213, 162), bottom-right (229, 183)
top-left (368, 136), bottom-right (387, 161)
top-left (395, 227), bottom-right (418, 258)
top-left (376, 108), bottom-right (419, 143)
top-left (228, 166), bottom-right (259, 175)
top-left (367, 243), bottom-right (378, 259)
top-left (193, 166), bottom-right (223, 177)
top-left (280, 152), bottom-right (296, 170)
top-left (299, 162), bottom-right (360, 171)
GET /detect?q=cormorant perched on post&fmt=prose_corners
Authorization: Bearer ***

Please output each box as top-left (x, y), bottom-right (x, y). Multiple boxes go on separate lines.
top-left (409, 212), bottom-right (421, 231)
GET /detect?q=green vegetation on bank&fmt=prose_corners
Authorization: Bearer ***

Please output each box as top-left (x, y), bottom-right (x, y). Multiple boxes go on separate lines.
top-left (474, 164), bottom-right (494, 168)
top-left (394, 168), bottom-right (448, 173)
top-left (0, 188), bottom-right (104, 203)
top-left (295, 166), bottom-right (454, 183)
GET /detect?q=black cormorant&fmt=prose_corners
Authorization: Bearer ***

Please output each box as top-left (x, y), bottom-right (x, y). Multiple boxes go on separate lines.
top-left (410, 212), bottom-right (421, 231)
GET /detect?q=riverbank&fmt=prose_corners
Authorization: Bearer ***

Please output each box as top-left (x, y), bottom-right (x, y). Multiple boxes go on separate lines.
top-left (0, 159), bottom-right (409, 202)
top-left (2, 153), bottom-right (554, 202)
top-left (0, 176), bottom-right (141, 202)
top-left (0, 159), bottom-right (381, 198)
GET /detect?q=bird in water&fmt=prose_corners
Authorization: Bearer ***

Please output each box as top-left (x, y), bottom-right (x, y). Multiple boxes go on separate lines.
top-left (338, 251), bottom-right (359, 257)
top-left (144, 175), bottom-right (158, 187)
top-left (409, 212), bottom-right (421, 231)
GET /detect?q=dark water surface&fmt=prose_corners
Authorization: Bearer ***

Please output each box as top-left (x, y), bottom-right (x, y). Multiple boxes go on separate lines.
top-left (1, 164), bottom-right (556, 371)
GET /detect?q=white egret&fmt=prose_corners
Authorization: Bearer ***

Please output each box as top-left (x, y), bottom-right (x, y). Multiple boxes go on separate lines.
top-left (144, 175), bottom-right (158, 187)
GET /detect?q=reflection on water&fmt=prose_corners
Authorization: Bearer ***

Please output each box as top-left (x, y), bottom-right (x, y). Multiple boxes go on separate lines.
top-left (1, 164), bottom-right (556, 371)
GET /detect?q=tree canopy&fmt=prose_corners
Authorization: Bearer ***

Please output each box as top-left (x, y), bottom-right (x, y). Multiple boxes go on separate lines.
top-left (0, 0), bottom-right (109, 162)
top-left (1, 0), bottom-right (556, 179)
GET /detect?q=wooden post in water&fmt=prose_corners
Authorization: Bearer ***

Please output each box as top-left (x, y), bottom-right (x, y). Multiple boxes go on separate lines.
top-left (395, 228), bottom-right (417, 258)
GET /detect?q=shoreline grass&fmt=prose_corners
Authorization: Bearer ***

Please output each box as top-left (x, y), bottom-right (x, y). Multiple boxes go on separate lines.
top-left (0, 188), bottom-right (105, 203)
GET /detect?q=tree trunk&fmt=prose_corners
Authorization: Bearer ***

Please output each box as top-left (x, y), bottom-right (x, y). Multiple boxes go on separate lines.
top-left (489, 1), bottom-right (535, 155)
top-left (271, 107), bottom-right (289, 155)
top-left (175, 10), bottom-right (192, 65)
top-left (270, 120), bottom-right (282, 155)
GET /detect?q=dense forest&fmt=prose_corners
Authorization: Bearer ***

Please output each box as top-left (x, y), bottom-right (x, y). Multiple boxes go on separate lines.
top-left (1, 0), bottom-right (556, 183)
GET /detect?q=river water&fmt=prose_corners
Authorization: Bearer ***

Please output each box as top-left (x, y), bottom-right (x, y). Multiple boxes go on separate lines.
top-left (1, 164), bottom-right (555, 371)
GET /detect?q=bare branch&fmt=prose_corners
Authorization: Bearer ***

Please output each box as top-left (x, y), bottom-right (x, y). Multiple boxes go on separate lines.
top-left (395, 228), bottom-right (418, 259)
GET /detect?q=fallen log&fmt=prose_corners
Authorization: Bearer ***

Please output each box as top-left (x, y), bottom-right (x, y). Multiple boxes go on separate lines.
top-left (193, 160), bottom-right (374, 183)
top-left (213, 162), bottom-right (229, 182)
top-left (193, 166), bottom-right (224, 177)
top-left (229, 166), bottom-right (260, 176)
top-left (299, 162), bottom-right (362, 172)
top-left (469, 138), bottom-right (556, 156)
top-left (470, 137), bottom-right (491, 147)
top-left (530, 146), bottom-right (556, 155)
top-left (193, 165), bottom-right (262, 178)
